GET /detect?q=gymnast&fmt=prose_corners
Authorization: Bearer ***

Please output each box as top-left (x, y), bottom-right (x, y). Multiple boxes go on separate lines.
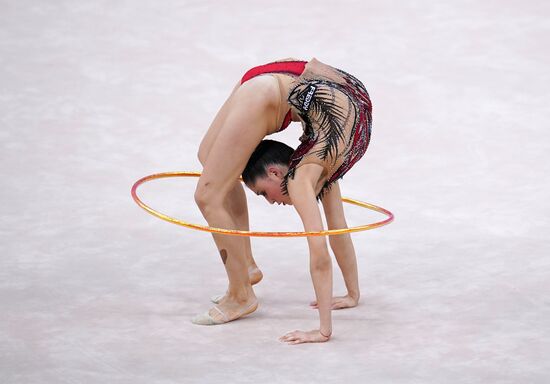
top-left (192, 58), bottom-right (372, 344)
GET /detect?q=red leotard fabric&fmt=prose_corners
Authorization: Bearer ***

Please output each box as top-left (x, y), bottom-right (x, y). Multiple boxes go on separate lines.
top-left (240, 61), bottom-right (307, 132)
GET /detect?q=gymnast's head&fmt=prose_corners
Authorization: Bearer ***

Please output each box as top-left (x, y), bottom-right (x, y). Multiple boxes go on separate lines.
top-left (242, 140), bottom-right (294, 206)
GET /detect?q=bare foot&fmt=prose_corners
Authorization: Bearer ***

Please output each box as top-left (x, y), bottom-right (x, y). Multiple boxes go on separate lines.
top-left (309, 294), bottom-right (359, 310)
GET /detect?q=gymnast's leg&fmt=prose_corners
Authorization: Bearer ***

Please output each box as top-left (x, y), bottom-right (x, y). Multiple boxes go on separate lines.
top-left (198, 144), bottom-right (262, 287)
top-left (224, 182), bottom-right (263, 284)
top-left (192, 122), bottom-right (266, 324)
top-left (197, 83), bottom-right (262, 286)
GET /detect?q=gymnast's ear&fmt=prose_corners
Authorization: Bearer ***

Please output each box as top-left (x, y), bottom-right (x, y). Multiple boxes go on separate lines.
top-left (266, 164), bottom-right (285, 179)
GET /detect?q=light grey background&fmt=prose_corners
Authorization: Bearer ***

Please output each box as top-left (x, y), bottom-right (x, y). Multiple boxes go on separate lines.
top-left (1, 1), bottom-right (549, 383)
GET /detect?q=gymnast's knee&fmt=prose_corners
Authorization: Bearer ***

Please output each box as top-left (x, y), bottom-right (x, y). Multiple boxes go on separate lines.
top-left (194, 184), bottom-right (223, 217)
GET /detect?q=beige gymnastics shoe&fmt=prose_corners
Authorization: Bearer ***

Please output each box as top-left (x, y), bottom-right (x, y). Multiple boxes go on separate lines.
top-left (191, 300), bottom-right (259, 325)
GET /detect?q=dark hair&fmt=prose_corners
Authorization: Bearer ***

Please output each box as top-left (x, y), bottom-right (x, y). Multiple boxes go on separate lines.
top-left (242, 140), bottom-right (294, 185)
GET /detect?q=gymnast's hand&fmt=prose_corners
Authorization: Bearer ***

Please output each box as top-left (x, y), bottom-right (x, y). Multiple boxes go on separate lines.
top-left (309, 294), bottom-right (359, 310)
top-left (279, 329), bottom-right (331, 345)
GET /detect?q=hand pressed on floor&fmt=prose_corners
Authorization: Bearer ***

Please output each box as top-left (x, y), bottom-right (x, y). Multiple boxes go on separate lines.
top-left (279, 329), bottom-right (330, 345)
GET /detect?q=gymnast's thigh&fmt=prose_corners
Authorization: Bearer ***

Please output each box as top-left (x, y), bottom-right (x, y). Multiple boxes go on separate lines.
top-left (197, 81), bottom-right (241, 164)
top-left (196, 121), bottom-right (267, 202)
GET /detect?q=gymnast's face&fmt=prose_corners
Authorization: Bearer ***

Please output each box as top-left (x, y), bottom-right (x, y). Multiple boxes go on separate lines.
top-left (247, 165), bottom-right (292, 206)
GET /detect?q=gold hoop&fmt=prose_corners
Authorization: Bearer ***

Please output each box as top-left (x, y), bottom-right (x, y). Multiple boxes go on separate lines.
top-left (131, 172), bottom-right (394, 237)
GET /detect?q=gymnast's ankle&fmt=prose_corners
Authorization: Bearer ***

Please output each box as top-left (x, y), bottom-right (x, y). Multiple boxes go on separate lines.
top-left (226, 288), bottom-right (256, 304)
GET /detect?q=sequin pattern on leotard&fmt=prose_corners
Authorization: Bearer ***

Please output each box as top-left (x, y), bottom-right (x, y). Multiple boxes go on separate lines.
top-left (281, 62), bottom-right (373, 200)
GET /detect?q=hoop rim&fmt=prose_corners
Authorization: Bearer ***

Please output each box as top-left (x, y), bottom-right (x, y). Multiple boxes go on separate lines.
top-left (131, 171), bottom-right (394, 237)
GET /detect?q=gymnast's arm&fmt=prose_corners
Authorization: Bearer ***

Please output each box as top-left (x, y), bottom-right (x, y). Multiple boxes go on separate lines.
top-left (320, 182), bottom-right (360, 309)
top-left (279, 163), bottom-right (333, 344)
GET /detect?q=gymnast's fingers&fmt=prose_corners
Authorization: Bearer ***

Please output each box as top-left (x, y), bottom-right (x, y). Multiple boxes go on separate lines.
top-left (285, 333), bottom-right (304, 344)
top-left (281, 336), bottom-right (298, 344)
top-left (279, 331), bottom-right (298, 341)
